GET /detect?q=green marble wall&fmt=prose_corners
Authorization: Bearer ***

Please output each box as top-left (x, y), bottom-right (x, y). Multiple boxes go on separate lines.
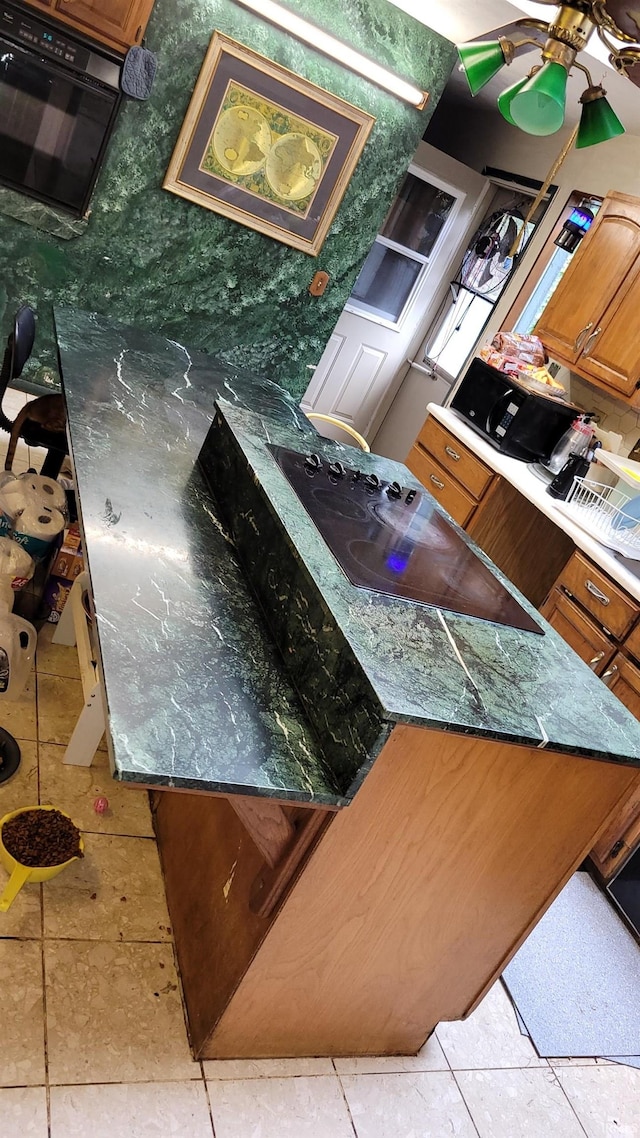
top-left (0, 0), bottom-right (454, 398)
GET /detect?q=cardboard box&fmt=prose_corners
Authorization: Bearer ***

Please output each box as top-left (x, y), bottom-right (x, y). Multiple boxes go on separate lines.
top-left (50, 524), bottom-right (84, 582)
top-left (43, 576), bottom-right (73, 623)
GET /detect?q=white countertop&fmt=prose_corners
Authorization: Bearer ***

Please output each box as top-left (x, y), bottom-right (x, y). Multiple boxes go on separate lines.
top-left (427, 403), bottom-right (640, 606)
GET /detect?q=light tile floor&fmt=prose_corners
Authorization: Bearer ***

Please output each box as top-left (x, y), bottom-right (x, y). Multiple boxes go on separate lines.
top-left (0, 419), bottom-right (639, 1135)
top-left (0, 632), bottom-right (638, 1137)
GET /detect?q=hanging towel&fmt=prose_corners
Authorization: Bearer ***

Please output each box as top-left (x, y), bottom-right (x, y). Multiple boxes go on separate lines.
top-left (121, 46), bottom-right (157, 100)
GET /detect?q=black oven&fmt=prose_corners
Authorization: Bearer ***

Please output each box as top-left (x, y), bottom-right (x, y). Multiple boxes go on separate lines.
top-left (0, 1), bottom-right (122, 216)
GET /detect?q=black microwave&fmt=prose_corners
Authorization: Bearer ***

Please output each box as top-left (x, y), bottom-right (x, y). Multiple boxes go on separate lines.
top-left (450, 357), bottom-right (584, 463)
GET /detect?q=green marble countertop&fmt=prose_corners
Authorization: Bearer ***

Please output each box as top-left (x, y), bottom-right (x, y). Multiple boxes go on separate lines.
top-left (199, 400), bottom-right (640, 785)
top-left (55, 306), bottom-right (640, 814)
top-left (55, 307), bottom-right (351, 805)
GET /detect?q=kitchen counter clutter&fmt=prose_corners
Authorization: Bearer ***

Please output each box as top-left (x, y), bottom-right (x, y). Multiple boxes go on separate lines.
top-left (424, 402), bottom-right (640, 604)
top-left (56, 308), bottom-right (640, 1061)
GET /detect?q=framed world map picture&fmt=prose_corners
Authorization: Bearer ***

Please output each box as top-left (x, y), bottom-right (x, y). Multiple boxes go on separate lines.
top-left (163, 32), bottom-right (375, 255)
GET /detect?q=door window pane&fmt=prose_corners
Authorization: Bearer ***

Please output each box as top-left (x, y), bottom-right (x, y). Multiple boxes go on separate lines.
top-left (350, 243), bottom-right (422, 323)
top-left (427, 292), bottom-right (493, 379)
top-left (382, 173), bottom-right (456, 257)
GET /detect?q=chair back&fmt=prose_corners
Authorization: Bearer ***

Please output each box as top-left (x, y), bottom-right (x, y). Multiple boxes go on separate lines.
top-left (10, 305), bottom-right (36, 380)
top-left (0, 305), bottom-right (36, 433)
top-left (305, 413), bottom-right (370, 452)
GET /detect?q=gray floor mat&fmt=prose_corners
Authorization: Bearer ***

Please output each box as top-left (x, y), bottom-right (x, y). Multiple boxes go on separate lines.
top-left (503, 873), bottom-right (640, 1058)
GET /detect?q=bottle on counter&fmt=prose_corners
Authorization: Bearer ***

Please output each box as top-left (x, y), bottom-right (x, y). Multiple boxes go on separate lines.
top-left (546, 413), bottom-right (595, 475)
top-left (547, 441), bottom-right (600, 501)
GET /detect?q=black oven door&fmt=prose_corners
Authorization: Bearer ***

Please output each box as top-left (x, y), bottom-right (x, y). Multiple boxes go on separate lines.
top-left (0, 37), bottom-right (120, 216)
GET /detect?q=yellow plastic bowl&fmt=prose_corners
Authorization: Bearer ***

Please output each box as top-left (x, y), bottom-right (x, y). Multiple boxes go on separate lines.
top-left (0, 805), bottom-right (84, 912)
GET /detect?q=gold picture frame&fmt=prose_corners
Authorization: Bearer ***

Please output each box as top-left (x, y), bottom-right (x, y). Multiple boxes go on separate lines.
top-left (163, 32), bottom-right (375, 256)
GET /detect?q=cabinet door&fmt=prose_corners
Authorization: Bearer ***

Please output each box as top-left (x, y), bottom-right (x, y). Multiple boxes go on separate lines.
top-left (576, 260), bottom-right (640, 397)
top-left (590, 654), bottom-right (640, 881)
top-left (535, 193), bottom-right (640, 364)
top-left (539, 588), bottom-right (615, 675)
top-left (590, 775), bottom-right (640, 881)
top-left (605, 651), bottom-right (640, 717)
top-left (54, 0), bottom-right (152, 48)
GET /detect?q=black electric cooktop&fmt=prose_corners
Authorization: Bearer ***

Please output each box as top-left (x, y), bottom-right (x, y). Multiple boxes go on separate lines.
top-left (269, 445), bottom-right (543, 636)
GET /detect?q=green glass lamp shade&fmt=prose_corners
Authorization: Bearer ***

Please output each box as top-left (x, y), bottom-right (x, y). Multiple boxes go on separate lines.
top-left (576, 95), bottom-right (625, 148)
top-left (457, 40), bottom-right (507, 96)
top-left (509, 61), bottom-right (567, 136)
top-left (497, 75), bottom-right (532, 126)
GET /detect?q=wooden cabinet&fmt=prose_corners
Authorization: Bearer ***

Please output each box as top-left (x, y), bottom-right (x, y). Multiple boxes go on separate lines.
top-left (590, 652), bottom-right (640, 879)
top-left (535, 192), bottom-right (640, 404)
top-left (407, 416), bottom-right (574, 607)
top-left (407, 417), bottom-right (495, 529)
top-left (22, 0), bottom-right (154, 53)
top-left (541, 553), bottom-right (640, 881)
top-left (406, 446), bottom-right (477, 527)
top-left (539, 588), bottom-right (615, 675)
top-left (550, 551), bottom-right (639, 640)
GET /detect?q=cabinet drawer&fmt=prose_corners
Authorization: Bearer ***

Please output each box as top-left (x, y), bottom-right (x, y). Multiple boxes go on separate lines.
top-left (624, 619), bottom-right (640, 663)
top-left (406, 447), bottom-right (476, 528)
top-left (539, 588), bottom-right (615, 674)
top-left (414, 418), bottom-right (493, 499)
top-left (556, 552), bottom-right (639, 639)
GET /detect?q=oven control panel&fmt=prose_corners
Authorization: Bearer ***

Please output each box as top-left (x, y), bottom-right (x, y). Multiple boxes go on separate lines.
top-left (1, 4), bottom-right (90, 70)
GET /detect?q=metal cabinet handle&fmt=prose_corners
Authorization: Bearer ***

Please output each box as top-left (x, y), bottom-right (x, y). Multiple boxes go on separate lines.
top-left (575, 321), bottom-right (594, 351)
top-left (585, 579), bottom-right (610, 606)
top-left (581, 326), bottom-right (602, 357)
top-left (444, 445), bottom-right (461, 461)
top-left (430, 475), bottom-right (445, 490)
top-left (602, 664), bottom-right (619, 684)
top-left (589, 651), bottom-right (605, 668)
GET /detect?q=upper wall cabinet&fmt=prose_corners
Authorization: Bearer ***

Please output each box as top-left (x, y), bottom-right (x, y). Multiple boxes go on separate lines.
top-left (22, 0), bottom-right (155, 53)
top-left (534, 192), bottom-right (640, 404)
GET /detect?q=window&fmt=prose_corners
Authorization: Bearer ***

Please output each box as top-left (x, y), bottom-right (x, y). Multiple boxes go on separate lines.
top-left (346, 169), bottom-right (458, 326)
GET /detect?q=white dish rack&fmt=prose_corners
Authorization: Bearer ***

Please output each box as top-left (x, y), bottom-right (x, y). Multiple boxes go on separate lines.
top-left (557, 476), bottom-right (640, 559)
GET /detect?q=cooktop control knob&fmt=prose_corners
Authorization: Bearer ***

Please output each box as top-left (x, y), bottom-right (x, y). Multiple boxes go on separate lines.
top-left (386, 481), bottom-right (402, 500)
top-left (328, 461), bottom-right (346, 480)
top-left (405, 488), bottom-right (417, 504)
top-left (364, 473), bottom-right (381, 491)
top-left (304, 453), bottom-right (322, 473)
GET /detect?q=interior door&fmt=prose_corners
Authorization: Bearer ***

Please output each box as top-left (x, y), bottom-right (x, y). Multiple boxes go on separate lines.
top-left (301, 143), bottom-right (490, 443)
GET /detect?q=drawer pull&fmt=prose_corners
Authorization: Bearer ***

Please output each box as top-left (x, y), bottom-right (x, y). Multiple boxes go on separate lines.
top-left (430, 475), bottom-right (445, 490)
top-left (575, 321), bottom-right (594, 351)
top-left (585, 579), bottom-right (610, 606)
top-left (444, 445), bottom-right (461, 461)
top-left (602, 664), bottom-right (618, 684)
top-left (589, 651), bottom-right (605, 668)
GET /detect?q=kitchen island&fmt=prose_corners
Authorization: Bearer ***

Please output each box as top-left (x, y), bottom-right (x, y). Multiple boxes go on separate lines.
top-left (55, 308), bottom-right (640, 1059)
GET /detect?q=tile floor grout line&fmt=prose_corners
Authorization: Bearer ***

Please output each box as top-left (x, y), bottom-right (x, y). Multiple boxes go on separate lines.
top-left (202, 1075), bottom-right (218, 1138)
top-left (40, 891), bottom-right (52, 1137)
top-left (547, 1066), bottom-right (592, 1138)
top-left (334, 1068), bottom-right (368, 1138)
top-left (448, 1068), bottom-right (486, 1138)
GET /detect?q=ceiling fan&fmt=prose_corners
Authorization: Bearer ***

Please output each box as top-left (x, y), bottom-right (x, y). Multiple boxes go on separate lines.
top-left (457, 1), bottom-right (640, 144)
